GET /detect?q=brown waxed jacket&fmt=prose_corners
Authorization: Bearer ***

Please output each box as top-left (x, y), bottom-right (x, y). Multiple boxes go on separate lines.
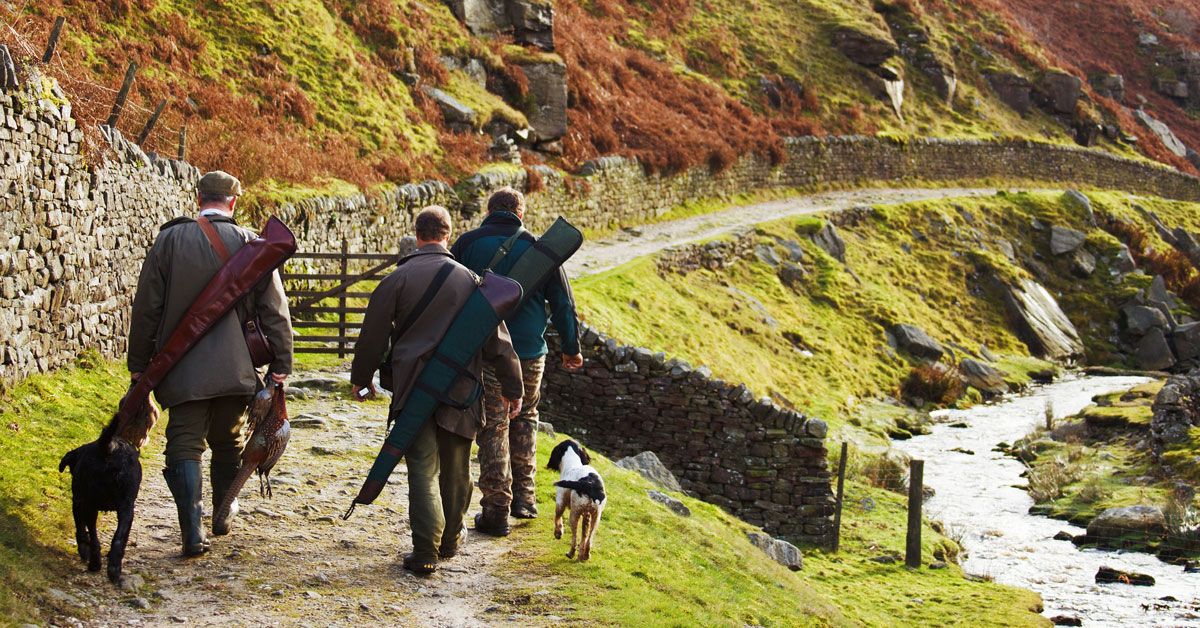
top-left (350, 243), bottom-right (522, 440)
top-left (127, 214), bottom-right (293, 408)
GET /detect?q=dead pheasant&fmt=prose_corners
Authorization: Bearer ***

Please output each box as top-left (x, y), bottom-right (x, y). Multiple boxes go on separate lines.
top-left (213, 383), bottom-right (290, 527)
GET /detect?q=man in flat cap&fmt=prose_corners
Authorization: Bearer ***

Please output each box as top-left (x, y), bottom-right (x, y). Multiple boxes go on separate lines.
top-left (128, 171), bottom-right (293, 556)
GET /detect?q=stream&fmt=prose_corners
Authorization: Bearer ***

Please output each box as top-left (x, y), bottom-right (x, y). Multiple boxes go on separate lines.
top-left (892, 375), bottom-right (1200, 626)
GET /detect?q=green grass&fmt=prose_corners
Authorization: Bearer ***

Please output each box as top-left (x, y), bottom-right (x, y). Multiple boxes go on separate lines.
top-left (0, 351), bottom-right (131, 624)
top-left (504, 433), bottom-right (1046, 626)
top-left (575, 190), bottom-right (1190, 443)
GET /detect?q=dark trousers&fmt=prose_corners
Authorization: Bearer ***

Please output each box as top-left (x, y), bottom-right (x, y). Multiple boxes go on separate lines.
top-left (405, 420), bottom-right (473, 562)
top-left (164, 395), bottom-right (249, 467)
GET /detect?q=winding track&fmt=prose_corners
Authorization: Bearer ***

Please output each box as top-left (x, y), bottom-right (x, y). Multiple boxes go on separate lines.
top-left (566, 186), bottom-right (1055, 277)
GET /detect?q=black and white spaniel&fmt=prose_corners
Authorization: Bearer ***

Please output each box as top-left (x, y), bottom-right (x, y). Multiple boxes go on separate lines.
top-left (546, 439), bottom-right (607, 561)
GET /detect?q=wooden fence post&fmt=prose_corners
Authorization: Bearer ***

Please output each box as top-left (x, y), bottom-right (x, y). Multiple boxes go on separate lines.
top-left (338, 240), bottom-right (349, 358)
top-left (905, 459), bottom-right (924, 569)
top-left (833, 441), bottom-right (848, 553)
top-left (106, 62), bottom-right (138, 128)
top-left (43, 17), bottom-right (66, 63)
top-left (177, 125), bottom-right (187, 160)
top-left (136, 99), bottom-right (167, 146)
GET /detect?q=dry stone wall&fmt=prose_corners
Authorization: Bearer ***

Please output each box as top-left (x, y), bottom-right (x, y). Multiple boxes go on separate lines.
top-left (540, 326), bottom-right (836, 547)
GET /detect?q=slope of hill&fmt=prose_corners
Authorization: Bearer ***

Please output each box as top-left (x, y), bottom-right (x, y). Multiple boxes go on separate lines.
top-left (8, 0), bottom-right (1197, 207)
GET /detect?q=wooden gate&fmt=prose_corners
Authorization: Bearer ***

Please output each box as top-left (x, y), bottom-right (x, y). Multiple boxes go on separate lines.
top-left (282, 242), bottom-right (402, 357)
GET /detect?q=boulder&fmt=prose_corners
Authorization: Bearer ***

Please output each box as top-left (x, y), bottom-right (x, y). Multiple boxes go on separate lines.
top-left (1134, 109), bottom-right (1189, 157)
top-left (1095, 566), bottom-right (1155, 586)
top-left (832, 26), bottom-right (898, 67)
top-left (1152, 372), bottom-right (1200, 446)
top-left (777, 262), bottom-right (807, 289)
top-left (809, 223), bottom-right (846, 263)
top-left (1070, 249), bottom-right (1096, 277)
top-left (516, 59), bottom-right (568, 141)
top-left (959, 358), bottom-right (1007, 394)
top-left (647, 490), bottom-right (691, 517)
top-left (1112, 245), bottom-right (1137, 273)
top-left (1170, 321), bottom-right (1200, 362)
top-left (1148, 275), bottom-right (1174, 307)
top-left (746, 532), bottom-right (803, 571)
top-left (1122, 304), bottom-right (1169, 335)
top-left (1137, 328), bottom-right (1176, 371)
top-left (421, 86), bottom-right (477, 127)
top-left (509, 0), bottom-right (554, 51)
top-left (1049, 225), bottom-right (1086, 255)
top-left (891, 324), bottom-right (945, 362)
top-left (1036, 71), bottom-right (1082, 114)
top-left (1087, 505), bottom-right (1167, 541)
top-left (1089, 73), bottom-right (1125, 102)
top-left (616, 451), bottom-right (683, 492)
top-left (1062, 190), bottom-right (1095, 226)
top-left (1001, 278), bottom-right (1084, 359)
top-left (444, 0), bottom-right (508, 35)
top-left (1155, 78), bottom-right (1189, 100)
top-left (985, 72), bottom-right (1032, 116)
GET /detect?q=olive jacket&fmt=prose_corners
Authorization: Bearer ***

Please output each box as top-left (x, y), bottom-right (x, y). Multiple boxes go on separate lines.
top-left (127, 214), bottom-right (293, 408)
top-left (350, 243), bottom-right (523, 440)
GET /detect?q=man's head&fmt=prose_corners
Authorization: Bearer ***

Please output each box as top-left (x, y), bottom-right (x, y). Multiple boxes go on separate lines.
top-left (487, 186), bottom-right (525, 219)
top-left (415, 205), bottom-right (453, 247)
top-left (197, 170), bottom-right (242, 215)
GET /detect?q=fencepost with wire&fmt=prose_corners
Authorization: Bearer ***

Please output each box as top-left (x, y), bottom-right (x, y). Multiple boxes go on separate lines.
top-left (137, 99), bottom-right (167, 146)
top-left (105, 61), bottom-right (138, 128)
top-left (905, 458), bottom-right (924, 568)
top-left (42, 16), bottom-right (65, 63)
top-left (833, 441), bottom-right (848, 553)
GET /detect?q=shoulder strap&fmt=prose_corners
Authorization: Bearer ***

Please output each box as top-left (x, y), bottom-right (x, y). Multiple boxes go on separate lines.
top-left (486, 227), bottom-right (527, 272)
top-left (197, 216), bottom-right (232, 263)
top-left (396, 261), bottom-right (456, 338)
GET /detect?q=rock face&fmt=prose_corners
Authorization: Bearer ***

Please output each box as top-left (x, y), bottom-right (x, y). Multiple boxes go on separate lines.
top-left (1049, 225), bottom-right (1086, 255)
top-left (516, 59), bottom-right (568, 142)
top-left (1170, 322), bottom-right (1200, 363)
top-left (1137, 327), bottom-right (1177, 371)
top-left (1035, 71), bottom-right (1082, 114)
top-left (1151, 372), bottom-right (1200, 449)
top-left (1087, 505), bottom-right (1167, 540)
top-left (1134, 109), bottom-right (1189, 158)
top-left (959, 358), bottom-right (1007, 394)
top-left (1089, 73), bottom-right (1125, 102)
top-left (891, 324), bottom-right (945, 362)
top-left (1122, 304), bottom-right (1169, 336)
top-left (876, 3), bottom-right (956, 103)
top-left (508, 0), bottom-right (554, 50)
top-left (647, 490), bottom-right (691, 517)
top-left (986, 72), bottom-right (1033, 116)
top-left (832, 26), bottom-right (898, 67)
top-left (1001, 279), bottom-right (1084, 360)
top-left (809, 223), bottom-right (847, 263)
top-left (617, 451), bottom-right (683, 492)
top-left (746, 531), bottom-right (803, 571)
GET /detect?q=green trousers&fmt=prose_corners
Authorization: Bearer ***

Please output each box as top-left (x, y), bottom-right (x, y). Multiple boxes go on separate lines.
top-left (405, 420), bottom-right (473, 562)
top-left (164, 395), bottom-right (249, 467)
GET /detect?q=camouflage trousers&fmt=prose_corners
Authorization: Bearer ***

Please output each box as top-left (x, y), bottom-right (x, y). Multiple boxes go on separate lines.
top-left (477, 356), bottom-right (545, 515)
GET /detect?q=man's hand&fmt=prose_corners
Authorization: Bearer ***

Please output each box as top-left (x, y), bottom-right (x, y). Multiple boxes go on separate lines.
top-left (502, 396), bottom-right (523, 420)
top-left (561, 353), bottom-right (584, 371)
top-left (270, 372), bottom-right (287, 385)
top-left (352, 383), bottom-right (377, 401)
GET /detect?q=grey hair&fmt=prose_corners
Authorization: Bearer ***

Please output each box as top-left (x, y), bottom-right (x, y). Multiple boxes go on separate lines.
top-left (198, 193), bottom-right (236, 205)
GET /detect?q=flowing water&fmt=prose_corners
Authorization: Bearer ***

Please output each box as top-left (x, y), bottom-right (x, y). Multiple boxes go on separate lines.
top-left (892, 375), bottom-right (1200, 626)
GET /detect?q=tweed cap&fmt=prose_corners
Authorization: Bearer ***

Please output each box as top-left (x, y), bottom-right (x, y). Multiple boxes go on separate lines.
top-left (197, 170), bottom-right (243, 197)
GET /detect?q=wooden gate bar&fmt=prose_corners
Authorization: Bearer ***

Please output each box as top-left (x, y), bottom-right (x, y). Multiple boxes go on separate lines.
top-left (285, 244), bottom-right (402, 357)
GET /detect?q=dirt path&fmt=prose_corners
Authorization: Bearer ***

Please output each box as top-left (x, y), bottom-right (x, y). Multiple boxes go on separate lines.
top-left (58, 373), bottom-right (546, 628)
top-left (566, 186), bottom-right (1051, 277)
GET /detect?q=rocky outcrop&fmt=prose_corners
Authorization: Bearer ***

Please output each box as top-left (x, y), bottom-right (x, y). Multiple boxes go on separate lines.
top-left (890, 324), bottom-right (945, 362)
top-left (657, 231), bottom-right (756, 275)
top-left (1089, 73), bottom-right (1125, 102)
top-left (832, 26), bottom-right (898, 67)
top-left (516, 58), bottom-right (568, 142)
top-left (1151, 372), bottom-right (1200, 450)
top-left (1001, 278), bottom-right (1084, 360)
top-left (617, 451), bottom-right (684, 492)
top-left (876, 2), bottom-right (956, 103)
top-left (444, 0), bottom-right (554, 50)
top-left (647, 490), bottom-right (691, 517)
top-left (422, 86), bottom-right (476, 130)
top-left (1134, 109), bottom-right (1189, 158)
top-left (1049, 225), bottom-right (1086, 255)
top-left (809, 223), bottom-right (847, 263)
top-left (1035, 71), bottom-right (1081, 115)
top-left (986, 72), bottom-right (1032, 116)
top-left (746, 531), bottom-right (803, 571)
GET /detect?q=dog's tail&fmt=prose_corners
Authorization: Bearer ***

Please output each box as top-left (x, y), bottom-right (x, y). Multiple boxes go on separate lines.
top-left (59, 447), bottom-right (81, 473)
top-left (554, 473), bottom-right (607, 503)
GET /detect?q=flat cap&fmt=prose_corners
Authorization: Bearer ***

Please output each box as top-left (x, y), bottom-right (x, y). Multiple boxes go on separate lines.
top-left (197, 170), bottom-right (242, 197)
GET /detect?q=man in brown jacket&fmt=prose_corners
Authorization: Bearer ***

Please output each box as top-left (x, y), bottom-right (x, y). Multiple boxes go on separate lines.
top-left (350, 205), bottom-right (523, 574)
top-left (128, 171), bottom-right (293, 557)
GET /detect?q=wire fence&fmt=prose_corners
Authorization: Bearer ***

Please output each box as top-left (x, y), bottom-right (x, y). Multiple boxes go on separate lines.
top-left (1, 9), bottom-right (188, 159)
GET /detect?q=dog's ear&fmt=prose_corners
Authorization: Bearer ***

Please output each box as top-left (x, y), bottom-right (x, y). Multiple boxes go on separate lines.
top-left (547, 441), bottom-right (565, 471)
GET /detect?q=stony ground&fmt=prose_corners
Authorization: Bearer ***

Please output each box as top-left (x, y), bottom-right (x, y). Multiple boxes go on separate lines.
top-left (51, 373), bottom-right (557, 628)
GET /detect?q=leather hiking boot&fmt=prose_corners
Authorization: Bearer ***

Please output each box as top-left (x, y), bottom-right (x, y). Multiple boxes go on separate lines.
top-left (210, 459), bottom-right (240, 536)
top-left (163, 461), bottom-right (210, 557)
top-left (511, 503), bottom-right (538, 519)
top-left (473, 511), bottom-right (511, 537)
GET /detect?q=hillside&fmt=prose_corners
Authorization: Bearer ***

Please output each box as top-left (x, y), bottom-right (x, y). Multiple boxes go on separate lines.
top-left (8, 0), bottom-right (1198, 206)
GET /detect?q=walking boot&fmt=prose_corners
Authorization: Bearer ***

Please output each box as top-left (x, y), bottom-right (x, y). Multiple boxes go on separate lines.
top-left (473, 510), bottom-right (511, 537)
top-left (210, 459), bottom-right (240, 536)
top-left (163, 461), bottom-right (210, 556)
top-left (511, 503), bottom-right (538, 519)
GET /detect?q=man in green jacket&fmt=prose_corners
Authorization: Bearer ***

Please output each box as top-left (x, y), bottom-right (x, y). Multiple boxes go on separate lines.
top-left (450, 187), bottom-right (583, 534)
top-left (128, 171), bottom-right (293, 556)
